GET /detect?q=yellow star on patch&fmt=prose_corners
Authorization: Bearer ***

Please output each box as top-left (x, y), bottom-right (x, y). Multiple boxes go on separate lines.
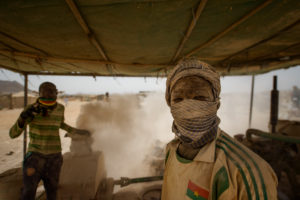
top-left (194, 191), bottom-right (199, 196)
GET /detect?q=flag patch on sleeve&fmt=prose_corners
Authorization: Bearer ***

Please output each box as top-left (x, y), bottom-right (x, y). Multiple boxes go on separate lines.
top-left (186, 180), bottom-right (209, 200)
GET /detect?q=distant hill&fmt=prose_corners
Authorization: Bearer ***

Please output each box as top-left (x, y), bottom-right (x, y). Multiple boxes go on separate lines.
top-left (0, 80), bottom-right (24, 94)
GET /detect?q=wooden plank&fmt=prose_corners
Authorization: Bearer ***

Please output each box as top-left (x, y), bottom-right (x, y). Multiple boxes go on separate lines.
top-left (0, 49), bottom-right (169, 68)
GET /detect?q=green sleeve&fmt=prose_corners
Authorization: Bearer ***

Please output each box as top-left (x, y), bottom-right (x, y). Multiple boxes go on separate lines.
top-left (9, 105), bottom-right (34, 138)
top-left (60, 108), bottom-right (77, 134)
top-left (212, 166), bottom-right (230, 200)
top-left (60, 122), bottom-right (77, 134)
top-left (9, 120), bottom-right (25, 138)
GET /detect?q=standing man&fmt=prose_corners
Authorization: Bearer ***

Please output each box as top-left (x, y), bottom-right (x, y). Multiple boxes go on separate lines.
top-left (9, 82), bottom-right (90, 200)
top-left (162, 59), bottom-right (278, 200)
top-left (292, 86), bottom-right (300, 109)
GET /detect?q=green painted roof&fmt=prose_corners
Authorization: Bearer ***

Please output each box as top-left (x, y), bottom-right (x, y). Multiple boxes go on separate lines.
top-left (0, 0), bottom-right (299, 76)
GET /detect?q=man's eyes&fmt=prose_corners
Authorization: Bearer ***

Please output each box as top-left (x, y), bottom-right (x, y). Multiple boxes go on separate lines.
top-left (172, 96), bottom-right (209, 103)
top-left (193, 96), bottom-right (208, 101)
top-left (172, 98), bottom-right (183, 103)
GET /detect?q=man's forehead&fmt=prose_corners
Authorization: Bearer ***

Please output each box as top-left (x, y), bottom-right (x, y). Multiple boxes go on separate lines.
top-left (173, 76), bottom-right (211, 89)
top-left (172, 76), bottom-right (213, 96)
top-left (40, 84), bottom-right (57, 92)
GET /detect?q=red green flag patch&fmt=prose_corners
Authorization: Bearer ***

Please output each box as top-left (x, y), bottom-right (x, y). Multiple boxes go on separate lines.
top-left (186, 180), bottom-right (209, 200)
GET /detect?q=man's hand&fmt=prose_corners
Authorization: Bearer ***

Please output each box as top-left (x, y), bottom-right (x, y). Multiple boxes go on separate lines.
top-left (18, 103), bottom-right (40, 128)
top-left (75, 129), bottom-right (91, 137)
top-left (64, 129), bottom-right (91, 138)
top-left (20, 104), bottom-right (40, 120)
top-left (64, 129), bottom-right (91, 141)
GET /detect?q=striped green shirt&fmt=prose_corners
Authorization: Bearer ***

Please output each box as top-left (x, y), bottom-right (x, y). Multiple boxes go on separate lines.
top-left (9, 103), bottom-right (76, 155)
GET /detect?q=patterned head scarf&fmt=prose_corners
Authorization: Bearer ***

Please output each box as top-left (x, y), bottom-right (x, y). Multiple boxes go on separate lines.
top-left (165, 58), bottom-right (221, 148)
top-left (166, 59), bottom-right (220, 106)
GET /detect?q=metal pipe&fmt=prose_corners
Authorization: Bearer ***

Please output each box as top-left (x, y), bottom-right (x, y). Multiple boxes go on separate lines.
top-left (249, 75), bottom-right (255, 128)
top-left (23, 74), bottom-right (28, 159)
top-left (270, 76), bottom-right (279, 133)
top-left (114, 176), bottom-right (163, 187)
top-left (246, 129), bottom-right (300, 144)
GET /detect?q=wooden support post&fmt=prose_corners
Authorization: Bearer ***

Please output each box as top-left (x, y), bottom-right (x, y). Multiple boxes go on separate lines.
top-left (9, 93), bottom-right (13, 109)
top-left (249, 75), bottom-right (255, 128)
top-left (23, 74), bottom-right (28, 159)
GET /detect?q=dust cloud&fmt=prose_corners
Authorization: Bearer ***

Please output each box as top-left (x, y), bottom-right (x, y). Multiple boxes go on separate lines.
top-left (0, 90), bottom-right (296, 176)
top-left (75, 93), bottom-right (173, 179)
top-left (218, 91), bottom-right (296, 135)
top-left (72, 90), bottom-right (295, 180)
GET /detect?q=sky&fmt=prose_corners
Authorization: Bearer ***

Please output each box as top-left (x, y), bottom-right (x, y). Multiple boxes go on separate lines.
top-left (0, 65), bottom-right (299, 95)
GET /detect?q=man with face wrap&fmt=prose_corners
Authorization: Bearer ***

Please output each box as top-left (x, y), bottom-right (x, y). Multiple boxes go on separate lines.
top-left (9, 82), bottom-right (90, 200)
top-left (162, 59), bottom-right (278, 200)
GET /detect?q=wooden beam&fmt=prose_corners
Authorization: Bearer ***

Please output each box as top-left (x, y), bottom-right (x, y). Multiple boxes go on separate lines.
top-left (16, 71), bottom-right (167, 77)
top-left (220, 19), bottom-right (300, 65)
top-left (0, 52), bottom-right (81, 73)
top-left (0, 52), bottom-right (44, 71)
top-left (68, 63), bottom-right (99, 74)
top-left (0, 49), bottom-right (104, 65)
top-left (0, 31), bottom-right (48, 55)
top-left (0, 62), bottom-right (166, 77)
top-left (223, 54), bottom-right (300, 69)
top-left (65, 0), bottom-right (109, 61)
top-left (0, 64), bottom-right (23, 73)
top-left (23, 73), bottom-right (28, 159)
top-left (43, 60), bottom-right (101, 75)
top-left (2, 58), bottom-right (299, 77)
top-left (43, 61), bottom-right (81, 72)
top-left (171, 0), bottom-right (208, 63)
top-left (183, 0), bottom-right (272, 59)
top-left (0, 49), bottom-right (170, 68)
top-left (250, 42), bottom-right (300, 61)
top-left (0, 41), bottom-right (17, 51)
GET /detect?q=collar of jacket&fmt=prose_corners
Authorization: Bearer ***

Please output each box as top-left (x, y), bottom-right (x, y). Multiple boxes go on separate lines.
top-left (187, 128), bottom-right (220, 163)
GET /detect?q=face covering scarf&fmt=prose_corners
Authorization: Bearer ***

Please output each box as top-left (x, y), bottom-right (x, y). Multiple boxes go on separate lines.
top-left (38, 98), bottom-right (57, 106)
top-left (171, 99), bottom-right (220, 149)
top-left (37, 98), bottom-right (57, 116)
